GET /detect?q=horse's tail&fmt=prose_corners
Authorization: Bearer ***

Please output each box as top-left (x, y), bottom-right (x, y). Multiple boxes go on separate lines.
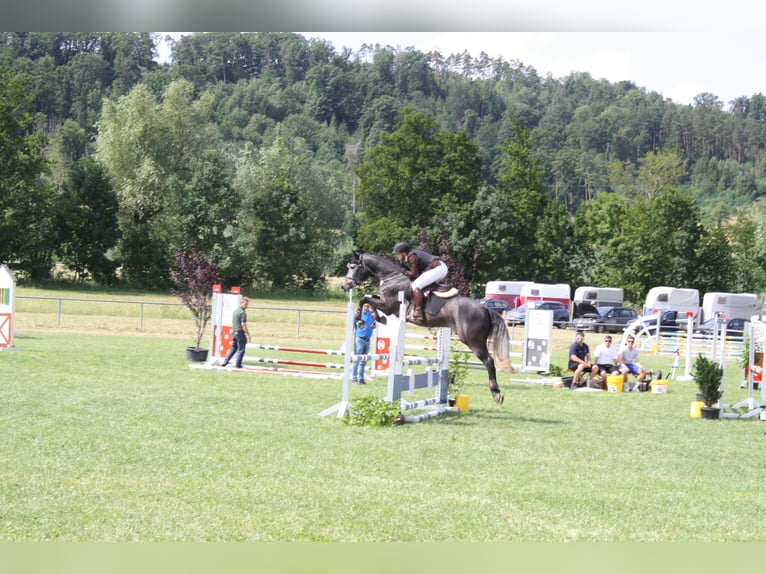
top-left (489, 311), bottom-right (514, 373)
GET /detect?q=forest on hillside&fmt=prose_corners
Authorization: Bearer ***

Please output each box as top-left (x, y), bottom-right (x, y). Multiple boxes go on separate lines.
top-left (1, 31), bottom-right (766, 304)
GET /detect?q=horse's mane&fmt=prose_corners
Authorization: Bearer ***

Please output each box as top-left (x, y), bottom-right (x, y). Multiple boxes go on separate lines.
top-left (360, 251), bottom-right (402, 275)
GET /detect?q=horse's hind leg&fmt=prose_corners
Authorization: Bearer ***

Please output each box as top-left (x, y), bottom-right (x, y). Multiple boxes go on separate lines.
top-left (471, 344), bottom-right (504, 405)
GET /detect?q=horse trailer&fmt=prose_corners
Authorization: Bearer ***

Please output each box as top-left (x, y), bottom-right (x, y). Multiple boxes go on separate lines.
top-left (701, 292), bottom-right (758, 322)
top-left (483, 280), bottom-right (533, 310)
top-left (643, 286), bottom-right (700, 324)
top-left (572, 286), bottom-right (624, 319)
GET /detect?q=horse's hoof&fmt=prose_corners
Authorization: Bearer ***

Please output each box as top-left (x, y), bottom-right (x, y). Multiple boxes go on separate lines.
top-left (493, 391), bottom-right (504, 405)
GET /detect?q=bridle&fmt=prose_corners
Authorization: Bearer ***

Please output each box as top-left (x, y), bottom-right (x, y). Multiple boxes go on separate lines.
top-left (344, 259), bottom-right (362, 285)
top-left (345, 253), bottom-right (405, 287)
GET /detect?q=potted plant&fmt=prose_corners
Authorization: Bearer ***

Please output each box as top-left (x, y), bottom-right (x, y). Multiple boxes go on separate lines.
top-left (693, 354), bottom-right (723, 419)
top-left (448, 339), bottom-right (470, 409)
top-left (170, 247), bottom-right (219, 362)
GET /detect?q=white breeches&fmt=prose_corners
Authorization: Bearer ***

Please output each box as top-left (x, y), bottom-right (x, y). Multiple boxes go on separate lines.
top-left (411, 261), bottom-right (448, 290)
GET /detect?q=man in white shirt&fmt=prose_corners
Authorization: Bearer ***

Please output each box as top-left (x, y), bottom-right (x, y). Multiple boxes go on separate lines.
top-left (593, 335), bottom-right (619, 386)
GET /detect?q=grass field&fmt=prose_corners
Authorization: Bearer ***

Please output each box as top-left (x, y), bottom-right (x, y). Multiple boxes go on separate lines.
top-left (1, 288), bottom-right (765, 541)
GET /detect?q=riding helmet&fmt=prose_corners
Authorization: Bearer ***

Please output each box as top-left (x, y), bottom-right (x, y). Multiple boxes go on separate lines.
top-left (393, 241), bottom-right (411, 254)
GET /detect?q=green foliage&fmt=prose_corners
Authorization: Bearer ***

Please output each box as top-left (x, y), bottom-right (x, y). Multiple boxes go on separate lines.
top-left (356, 107), bottom-right (481, 248)
top-left (344, 395), bottom-right (402, 427)
top-left (693, 354), bottom-right (724, 407)
top-left (448, 341), bottom-right (470, 397)
top-left (234, 128), bottom-right (347, 290)
top-left (0, 66), bottom-right (56, 280)
top-left (548, 364), bottom-right (564, 377)
top-left (5, 32), bottom-right (766, 298)
top-left (56, 157), bottom-right (120, 283)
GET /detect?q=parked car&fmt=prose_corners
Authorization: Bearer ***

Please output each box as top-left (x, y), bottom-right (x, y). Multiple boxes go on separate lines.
top-left (629, 309), bottom-right (691, 334)
top-left (479, 298), bottom-right (511, 316)
top-left (505, 301), bottom-right (569, 328)
top-left (573, 306), bottom-right (639, 333)
top-left (696, 316), bottom-right (747, 337)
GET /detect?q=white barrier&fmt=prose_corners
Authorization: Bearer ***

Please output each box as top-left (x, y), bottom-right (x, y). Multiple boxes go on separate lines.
top-left (0, 264), bottom-right (16, 351)
top-left (320, 291), bottom-right (455, 423)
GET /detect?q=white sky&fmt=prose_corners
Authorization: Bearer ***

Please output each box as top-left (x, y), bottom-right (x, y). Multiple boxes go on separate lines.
top-left (158, 31), bottom-right (766, 107)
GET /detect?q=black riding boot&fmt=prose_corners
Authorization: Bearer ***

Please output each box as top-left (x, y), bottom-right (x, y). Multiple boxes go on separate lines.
top-left (412, 288), bottom-right (425, 320)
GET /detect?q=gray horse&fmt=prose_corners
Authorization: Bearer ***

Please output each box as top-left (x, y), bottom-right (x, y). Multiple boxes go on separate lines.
top-left (342, 251), bottom-right (512, 404)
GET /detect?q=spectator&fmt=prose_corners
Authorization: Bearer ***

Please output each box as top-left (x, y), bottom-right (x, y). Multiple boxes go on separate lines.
top-left (568, 330), bottom-right (598, 388)
top-left (351, 302), bottom-right (378, 385)
top-left (619, 335), bottom-right (646, 392)
top-left (593, 335), bottom-right (619, 386)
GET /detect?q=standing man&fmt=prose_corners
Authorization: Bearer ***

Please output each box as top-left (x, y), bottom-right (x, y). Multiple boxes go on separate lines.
top-left (351, 302), bottom-right (378, 384)
top-left (569, 330), bottom-right (597, 388)
top-left (221, 296), bottom-right (250, 369)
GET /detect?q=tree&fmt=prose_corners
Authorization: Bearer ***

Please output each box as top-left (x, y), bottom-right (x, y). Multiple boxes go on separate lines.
top-left (571, 192), bottom-right (631, 286)
top-left (56, 157), bottom-right (120, 283)
top-left (533, 199), bottom-right (574, 283)
top-left (692, 226), bottom-right (735, 294)
top-left (473, 119), bottom-right (547, 281)
top-left (96, 79), bottom-right (223, 286)
top-left (170, 247), bottom-right (220, 351)
top-left (234, 129), bottom-right (346, 289)
top-left (355, 107), bottom-right (481, 253)
top-left (629, 188), bottom-right (703, 296)
top-left (637, 148), bottom-right (687, 197)
top-left (0, 66), bottom-right (56, 279)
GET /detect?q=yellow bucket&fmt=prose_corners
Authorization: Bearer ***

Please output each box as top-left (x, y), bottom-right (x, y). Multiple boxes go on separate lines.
top-left (606, 374), bottom-right (624, 393)
top-left (651, 380), bottom-right (668, 394)
top-left (690, 400), bottom-right (703, 418)
top-left (454, 394), bottom-right (471, 412)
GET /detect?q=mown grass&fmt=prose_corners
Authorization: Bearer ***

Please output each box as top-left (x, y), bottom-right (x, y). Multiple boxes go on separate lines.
top-left (1, 291), bottom-right (765, 541)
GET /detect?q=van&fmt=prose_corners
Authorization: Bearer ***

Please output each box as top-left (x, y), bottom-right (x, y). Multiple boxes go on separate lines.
top-left (644, 286), bottom-right (700, 322)
top-left (483, 280), bottom-right (532, 310)
top-left (572, 286), bottom-right (624, 319)
top-left (701, 292), bottom-right (758, 323)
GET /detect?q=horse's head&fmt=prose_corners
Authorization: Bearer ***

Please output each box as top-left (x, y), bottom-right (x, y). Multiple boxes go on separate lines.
top-left (342, 251), bottom-right (368, 292)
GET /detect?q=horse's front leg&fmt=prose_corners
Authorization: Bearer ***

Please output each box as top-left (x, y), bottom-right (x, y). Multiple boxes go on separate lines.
top-left (357, 294), bottom-right (388, 324)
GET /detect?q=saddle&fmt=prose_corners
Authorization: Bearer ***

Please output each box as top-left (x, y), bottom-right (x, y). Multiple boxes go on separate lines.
top-left (420, 283), bottom-right (459, 316)
top-left (429, 282), bottom-right (459, 298)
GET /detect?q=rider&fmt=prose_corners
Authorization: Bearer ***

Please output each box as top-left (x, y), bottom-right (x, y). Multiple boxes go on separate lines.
top-left (392, 241), bottom-right (448, 320)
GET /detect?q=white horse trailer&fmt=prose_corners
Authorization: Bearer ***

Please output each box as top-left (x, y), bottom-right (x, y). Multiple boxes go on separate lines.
top-left (644, 286), bottom-right (700, 323)
top-left (701, 292), bottom-right (758, 322)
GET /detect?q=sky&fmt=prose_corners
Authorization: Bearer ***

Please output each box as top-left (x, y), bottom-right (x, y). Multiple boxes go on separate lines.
top-left (158, 31), bottom-right (765, 107)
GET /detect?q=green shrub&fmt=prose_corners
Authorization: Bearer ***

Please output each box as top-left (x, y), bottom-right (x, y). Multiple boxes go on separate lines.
top-left (344, 395), bottom-right (402, 427)
top-left (693, 354), bottom-right (723, 407)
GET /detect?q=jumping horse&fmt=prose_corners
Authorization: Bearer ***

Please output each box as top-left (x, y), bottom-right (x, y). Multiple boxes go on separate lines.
top-left (342, 251), bottom-right (511, 404)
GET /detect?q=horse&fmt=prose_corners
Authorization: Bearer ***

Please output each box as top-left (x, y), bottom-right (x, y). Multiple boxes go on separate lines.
top-left (342, 251), bottom-right (511, 404)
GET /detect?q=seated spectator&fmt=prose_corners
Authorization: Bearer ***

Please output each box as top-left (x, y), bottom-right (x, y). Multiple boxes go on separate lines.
top-left (619, 335), bottom-right (646, 392)
top-left (593, 335), bottom-right (619, 387)
top-left (568, 330), bottom-right (598, 387)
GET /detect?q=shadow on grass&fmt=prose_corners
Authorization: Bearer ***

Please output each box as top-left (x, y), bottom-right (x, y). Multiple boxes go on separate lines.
top-left (470, 409), bottom-right (567, 425)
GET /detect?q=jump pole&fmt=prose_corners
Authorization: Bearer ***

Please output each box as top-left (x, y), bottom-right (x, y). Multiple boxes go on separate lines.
top-left (721, 319), bottom-right (765, 419)
top-left (676, 311), bottom-right (696, 382)
top-left (317, 290), bottom-right (364, 418)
